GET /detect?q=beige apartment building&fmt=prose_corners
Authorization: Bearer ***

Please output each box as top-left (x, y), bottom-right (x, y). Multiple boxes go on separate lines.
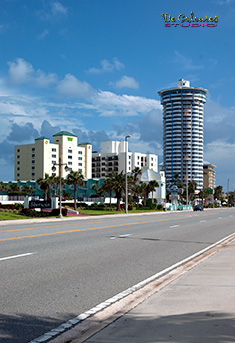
top-left (14, 131), bottom-right (92, 181)
top-left (203, 162), bottom-right (216, 189)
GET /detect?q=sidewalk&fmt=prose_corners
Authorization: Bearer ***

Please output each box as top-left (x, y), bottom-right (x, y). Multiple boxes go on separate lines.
top-left (81, 238), bottom-right (235, 343)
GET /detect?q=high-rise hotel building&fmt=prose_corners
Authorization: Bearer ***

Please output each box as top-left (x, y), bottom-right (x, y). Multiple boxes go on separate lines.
top-left (158, 79), bottom-right (208, 190)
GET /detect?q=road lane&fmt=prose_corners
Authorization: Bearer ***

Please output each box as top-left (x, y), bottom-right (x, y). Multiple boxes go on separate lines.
top-left (0, 209), bottom-right (234, 343)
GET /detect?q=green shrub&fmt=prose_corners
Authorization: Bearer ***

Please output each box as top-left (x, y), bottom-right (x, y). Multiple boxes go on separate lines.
top-left (157, 204), bottom-right (163, 210)
top-left (146, 199), bottom-right (156, 209)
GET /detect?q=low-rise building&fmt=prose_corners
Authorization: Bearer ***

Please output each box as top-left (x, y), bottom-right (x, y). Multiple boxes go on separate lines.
top-left (92, 141), bottom-right (158, 178)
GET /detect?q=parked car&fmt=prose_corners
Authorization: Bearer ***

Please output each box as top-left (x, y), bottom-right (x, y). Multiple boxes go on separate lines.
top-left (193, 204), bottom-right (204, 211)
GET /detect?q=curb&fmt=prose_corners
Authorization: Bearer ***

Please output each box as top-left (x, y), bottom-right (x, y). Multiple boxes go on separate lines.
top-left (29, 231), bottom-right (235, 343)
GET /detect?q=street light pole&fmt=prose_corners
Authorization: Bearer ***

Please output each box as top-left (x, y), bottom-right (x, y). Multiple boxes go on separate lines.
top-left (227, 178), bottom-right (230, 206)
top-left (52, 157), bottom-right (69, 218)
top-left (184, 156), bottom-right (189, 210)
top-left (125, 135), bottom-right (131, 214)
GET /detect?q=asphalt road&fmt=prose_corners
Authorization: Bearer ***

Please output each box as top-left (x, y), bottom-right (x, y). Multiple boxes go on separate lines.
top-left (0, 208), bottom-right (234, 343)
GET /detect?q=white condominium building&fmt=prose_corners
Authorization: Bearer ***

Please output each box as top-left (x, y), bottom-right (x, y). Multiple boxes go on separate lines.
top-left (92, 141), bottom-right (158, 178)
top-left (158, 79), bottom-right (208, 190)
top-left (14, 131), bottom-right (92, 181)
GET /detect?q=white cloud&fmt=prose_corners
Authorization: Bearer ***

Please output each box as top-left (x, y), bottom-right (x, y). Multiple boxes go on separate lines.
top-left (91, 91), bottom-right (161, 117)
top-left (37, 1), bottom-right (68, 21)
top-left (8, 58), bottom-right (57, 88)
top-left (37, 29), bottom-right (49, 40)
top-left (51, 1), bottom-right (68, 17)
top-left (174, 51), bottom-right (204, 70)
top-left (57, 74), bottom-right (96, 98)
top-left (213, 0), bottom-right (234, 4)
top-left (113, 76), bottom-right (139, 89)
top-left (8, 58), bottom-right (34, 84)
top-left (88, 57), bottom-right (124, 74)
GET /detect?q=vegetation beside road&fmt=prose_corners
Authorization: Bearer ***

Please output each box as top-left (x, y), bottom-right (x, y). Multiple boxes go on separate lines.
top-left (0, 212), bottom-right (30, 220)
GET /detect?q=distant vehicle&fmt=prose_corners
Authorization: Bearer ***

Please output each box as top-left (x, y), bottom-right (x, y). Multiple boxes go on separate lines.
top-left (194, 204), bottom-right (204, 211)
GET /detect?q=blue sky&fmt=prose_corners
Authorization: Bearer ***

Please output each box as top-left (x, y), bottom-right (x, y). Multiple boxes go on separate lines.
top-left (0, 0), bottom-right (234, 190)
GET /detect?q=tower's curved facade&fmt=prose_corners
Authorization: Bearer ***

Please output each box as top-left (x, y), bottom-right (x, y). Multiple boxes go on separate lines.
top-left (158, 79), bottom-right (208, 190)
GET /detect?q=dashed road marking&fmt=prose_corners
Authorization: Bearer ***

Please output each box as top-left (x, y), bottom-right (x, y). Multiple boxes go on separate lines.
top-left (0, 252), bottom-right (36, 261)
top-left (110, 234), bottom-right (132, 240)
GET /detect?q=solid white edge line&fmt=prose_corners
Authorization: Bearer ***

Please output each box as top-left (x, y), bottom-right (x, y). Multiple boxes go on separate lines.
top-left (0, 252), bottom-right (36, 261)
top-left (29, 232), bottom-right (235, 343)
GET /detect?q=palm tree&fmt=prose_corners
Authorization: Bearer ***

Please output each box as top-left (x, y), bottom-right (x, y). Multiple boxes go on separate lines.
top-left (131, 182), bottom-right (146, 204)
top-left (214, 185), bottom-right (223, 201)
top-left (37, 173), bottom-right (51, 200)
top-left (8, 183), bottom-right (21, 194)
top-left (111, 172), bottom-right (126, 211)
top-left (147, 180), bottom-right (159, 200)
top-left (0, 182), bottom-right (8, 195)
top-left (53, 176), bottom-right (61, 196)
top-left (100, 177), bottom-right (114, 206)
top-left (132, 167), bottom-right (142, 182)
top-left (66, 170), bottom-right (84, 210)
top-left (188, 181), bottom-right (197, 202)
top-left (91, 183), bottom-right (100, 196)
top-left (21, 184), bottom-right (34, 196)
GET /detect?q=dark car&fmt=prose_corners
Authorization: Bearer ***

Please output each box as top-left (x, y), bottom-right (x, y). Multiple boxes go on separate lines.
top-left (194, 204), bottom-right (204, 211)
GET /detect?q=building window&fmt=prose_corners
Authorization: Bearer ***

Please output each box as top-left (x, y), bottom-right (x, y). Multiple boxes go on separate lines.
top-left (32, 148), bottom-right (35, 152)
top-left (78, 163), bottom-right (82, 166)
top-left (17, 167), bottom-right (20, 171)
top-left (17, 149), bottom-right (20, 152)
top-left (78, 169), bottom-right (82, 172)
top-left (68, 162), bottom-right (72, 165)
top-left (52, 173), bottom-right (56, 176)
top-left (52, 161), bottom-right (56, 165)
top-left (32, 173), bottom-right (35, 177)
top-left (17, 161), bottom-right (20, 165)
top-left (32, 160), bottom-right (35, 164)
top-left (78, 151), bottom-right (82, 155)
top-left (17, 155), bottom-right (20, 158)
top-left (52, 148), bottom-right (56, 152)
top-left (32, 154), bottom-right (35, 158)
top-left (17, 173), bottom-right (20, 177)
top-left (78, 157), bottom-right (82, 160)
top-left (129, 156), bottom-right (131, 159)
top-left (32, 166), bottom-right (35, 170)
top-left (68, 155), bottom-right (72, 159)
top-left (68, 149), bottom-right (72, 153)
top-left (52, 154), bottom-right (57, 158)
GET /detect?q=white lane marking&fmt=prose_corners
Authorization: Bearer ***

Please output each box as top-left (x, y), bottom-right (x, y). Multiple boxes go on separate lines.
top-left (218, 217), bottom-right (222, 220)
top-left (200, 220), bottom-right (206, 223)
top-left (0, 252), bottom-right (36, 261)
top-left (31, 231), bottom-right (235, 343)
top-left (229, 215), bottom-right (232, 217)
top-left (110, 234), bottom-right (132, 240)
top-left (170, 225), bottom-right (179, 228)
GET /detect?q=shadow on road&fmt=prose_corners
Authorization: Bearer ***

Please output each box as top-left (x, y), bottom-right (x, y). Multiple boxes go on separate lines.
top-left (0, 312), bottom-right (76, 343)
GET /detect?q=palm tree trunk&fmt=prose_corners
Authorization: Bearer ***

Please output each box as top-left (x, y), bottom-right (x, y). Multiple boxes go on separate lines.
top-left (74, 186), bottom-right (77, 211)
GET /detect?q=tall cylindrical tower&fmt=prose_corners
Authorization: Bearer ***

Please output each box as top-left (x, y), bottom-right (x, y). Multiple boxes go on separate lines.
top-left (158, 79), bottom-right (208, 190)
